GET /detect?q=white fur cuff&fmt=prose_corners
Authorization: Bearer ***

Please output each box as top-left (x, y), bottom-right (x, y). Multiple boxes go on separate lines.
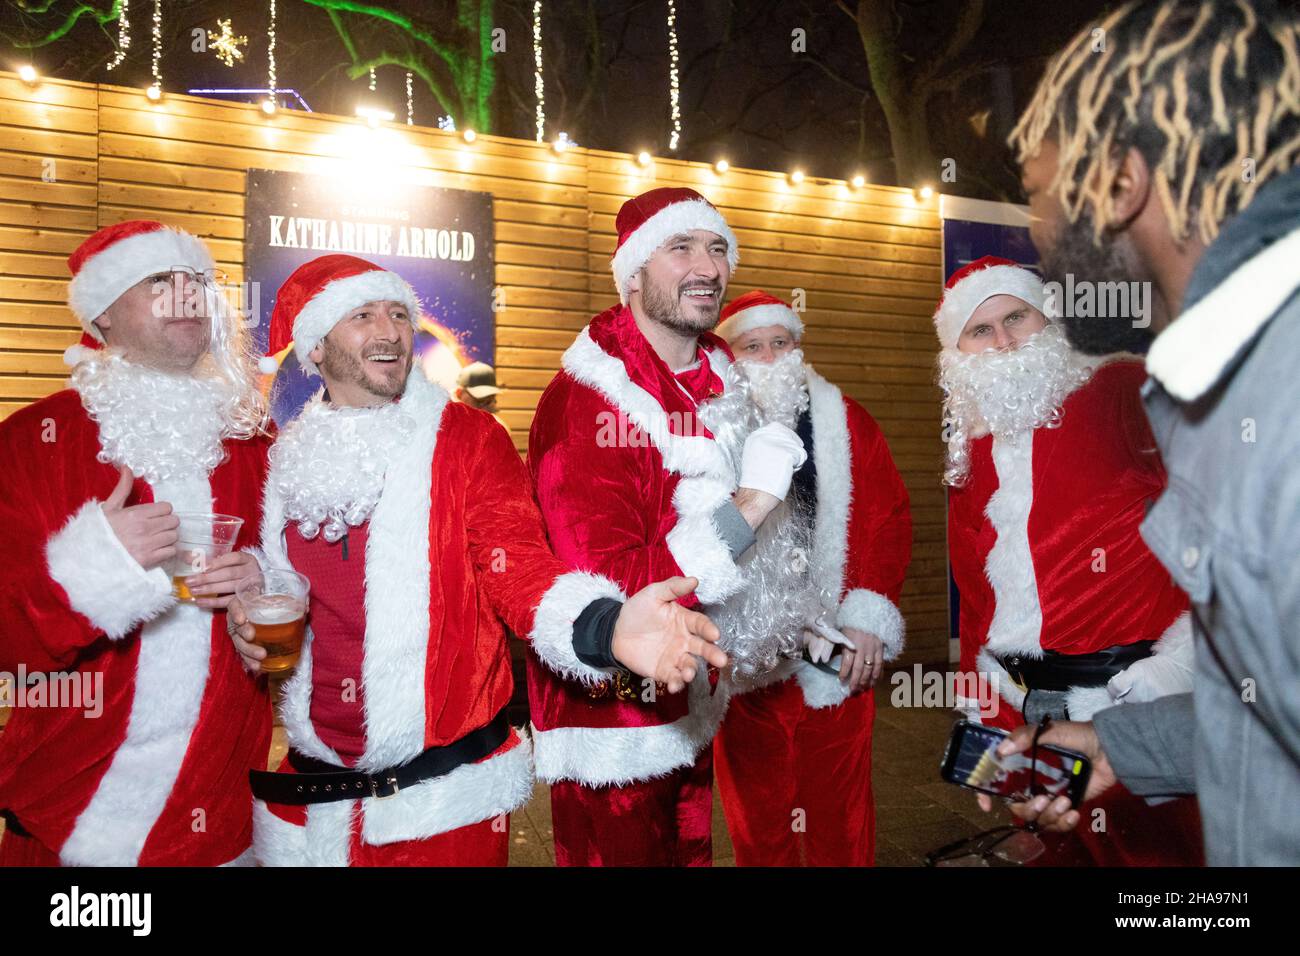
top-left (1154, 611), bottom-right (1193, 661)
top-left (837, 588), bottom-right (905, 661)
top-left (46, 500), bottom-right (176, 640)
top-left (240, 546), bottom-right (271, 574)
top-left (664, 476), bottom-right (746, 605)
top-left (530, 571), bottom-right (625, 686)
top-left (795, 662), bottom-right (853, 709)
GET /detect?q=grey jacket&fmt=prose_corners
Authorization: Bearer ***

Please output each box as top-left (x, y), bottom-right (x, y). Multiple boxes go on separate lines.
top-left (1092, 166), bottom-right (1300, 866)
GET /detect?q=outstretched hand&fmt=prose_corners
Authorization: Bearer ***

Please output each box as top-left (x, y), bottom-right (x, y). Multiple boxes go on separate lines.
top-left (612, 576), bottom-right (728, 694)
top-left (974, 720), bottom-right (1117, 831)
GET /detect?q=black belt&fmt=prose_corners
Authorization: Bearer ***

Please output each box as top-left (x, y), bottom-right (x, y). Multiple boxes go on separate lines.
top-left (997, 641), bottom-right (1155, 692)
top-left (250, 709), bottom-right (510, 806)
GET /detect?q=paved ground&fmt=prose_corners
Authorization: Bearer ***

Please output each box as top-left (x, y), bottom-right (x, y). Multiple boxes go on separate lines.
top-left (497, 690), bottom-right (1012, 867)
top-left (3, 668), bottom-right (1012, 865)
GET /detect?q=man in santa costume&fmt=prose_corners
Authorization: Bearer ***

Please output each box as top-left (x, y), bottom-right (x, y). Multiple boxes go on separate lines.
top-left (528, 188), bottom-right (808, 866)
top-left (231, 253), bottom-right (728, 867)
top-left (938, 255), bottom-right (1201, 865)
top-left (0, 220), bottom-right (272, 866)
top-left (708, 290), bottom-right (911, 866)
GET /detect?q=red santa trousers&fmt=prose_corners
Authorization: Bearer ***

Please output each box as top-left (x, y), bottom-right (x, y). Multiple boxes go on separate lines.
top-left (715, 680), bottom-right (875, 866)
top-left (549, 746), bottom-right (714, 867)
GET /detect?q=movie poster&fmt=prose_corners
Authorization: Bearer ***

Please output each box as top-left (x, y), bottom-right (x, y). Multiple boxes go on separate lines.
top-left (243, 168), bottom-right (496, 425)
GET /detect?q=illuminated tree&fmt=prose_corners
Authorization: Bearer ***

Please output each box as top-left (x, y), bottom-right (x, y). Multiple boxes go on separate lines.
top-left (306, 0), bottom-right (497, 133)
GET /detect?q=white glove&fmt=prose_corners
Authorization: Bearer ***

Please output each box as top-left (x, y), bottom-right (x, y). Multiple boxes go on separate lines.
top-left (739, 422), bottom-right (808, 501)
top-left (803, 611), bottom-right (854, 665)
top-left (1107, 631), bottom-right (1195, 704)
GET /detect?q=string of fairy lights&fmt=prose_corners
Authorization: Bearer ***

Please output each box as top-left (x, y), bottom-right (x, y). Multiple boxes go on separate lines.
top-left (264, 0), bottom-right (277, 113)
top-left (105, 0), bottom-right (130, 71)
top-left (15, 0), bottom-right (925, 198)
top-left (146, 0), bottom-right (161, 99)
top-left (666, 0), bottom-right (681, 151)
top-left (533, 1), bottom-right (545, 143)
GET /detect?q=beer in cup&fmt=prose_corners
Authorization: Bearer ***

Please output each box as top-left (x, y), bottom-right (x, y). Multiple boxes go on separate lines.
top-left (167, 513), bottom-right (243, 601)
top-left (236, 570), bottom-right (310, 674)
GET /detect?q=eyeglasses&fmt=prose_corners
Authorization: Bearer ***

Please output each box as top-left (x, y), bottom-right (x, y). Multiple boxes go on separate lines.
top-left (925, 715), bottom-right (1055, 867)
top-left (924, 824), bottom-right (1045, 867)
top-left (147, 267), bottom-right (229, 291)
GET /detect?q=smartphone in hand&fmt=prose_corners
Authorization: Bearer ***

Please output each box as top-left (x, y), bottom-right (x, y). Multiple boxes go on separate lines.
top-left (939, 719), bottom-right (1091, 807)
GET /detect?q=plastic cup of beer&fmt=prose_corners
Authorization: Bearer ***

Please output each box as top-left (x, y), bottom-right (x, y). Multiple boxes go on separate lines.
top-left (167, 513), bottom-right (244, 601)
top-left (236, 570), bottom-right (310, 674)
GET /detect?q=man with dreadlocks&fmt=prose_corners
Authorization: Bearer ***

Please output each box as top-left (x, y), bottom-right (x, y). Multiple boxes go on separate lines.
top-left (984, 0), bottom-right (1300, 865)
top-left (936, 257), bottom-right (1202, 867)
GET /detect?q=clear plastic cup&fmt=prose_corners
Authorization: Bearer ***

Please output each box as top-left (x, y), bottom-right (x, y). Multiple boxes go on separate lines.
top-left (167, 513), bottom-right (243, 601)
top-left (236, 569), bottom-right (310, 674)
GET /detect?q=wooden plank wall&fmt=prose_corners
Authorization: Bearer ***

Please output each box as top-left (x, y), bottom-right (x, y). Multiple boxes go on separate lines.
top-left (0, 72), bottom-right (948, 663)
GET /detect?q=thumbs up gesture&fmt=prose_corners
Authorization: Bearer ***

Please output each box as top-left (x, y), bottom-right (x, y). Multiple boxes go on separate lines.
top-left (101, 465), bottom-right (180, 570)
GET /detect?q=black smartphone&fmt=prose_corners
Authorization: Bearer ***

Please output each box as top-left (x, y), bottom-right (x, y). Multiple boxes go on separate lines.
top-left (939, 719), bottom-right (1091, 807)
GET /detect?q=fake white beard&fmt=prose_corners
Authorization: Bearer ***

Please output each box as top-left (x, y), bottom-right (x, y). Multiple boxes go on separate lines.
top-left (697, 350), bottom-right (821, 681)
top-left (938, 323), bottom-right (1095, 485)
top-left (269, 393), bottom-right (416, 542)
top-left (71, 351), bottom-right (243, 483)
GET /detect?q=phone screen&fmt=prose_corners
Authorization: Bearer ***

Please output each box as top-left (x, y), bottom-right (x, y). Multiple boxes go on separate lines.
top-left (942, 720), bottom-right (1089, 803)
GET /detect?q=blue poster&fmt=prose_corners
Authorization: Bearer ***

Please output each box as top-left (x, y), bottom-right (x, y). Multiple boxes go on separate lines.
top-left (243, 168), bottom-right (496, 425)
top-left (942, 217), bottom-right (1038, 282)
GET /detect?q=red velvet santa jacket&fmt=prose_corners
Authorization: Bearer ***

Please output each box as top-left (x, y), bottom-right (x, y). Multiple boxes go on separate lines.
top-left (527, 305), bottom-right (741, 788)
top-left (947, 361), bottom-right (1190, 722)
top-left (253, 370), bottom-right (626, 865)
top-left (764, 369), bottom-right (912, 709)
top-left (0, 390), bottom-right (271, 866)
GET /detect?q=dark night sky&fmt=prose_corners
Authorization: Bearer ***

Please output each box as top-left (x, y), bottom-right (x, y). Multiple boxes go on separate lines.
top-left (2, 0), bottom-right (1116, 200)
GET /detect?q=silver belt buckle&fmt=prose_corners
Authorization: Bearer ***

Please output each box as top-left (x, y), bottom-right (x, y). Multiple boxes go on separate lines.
top-left (370, 773), bottom-right (401, 799)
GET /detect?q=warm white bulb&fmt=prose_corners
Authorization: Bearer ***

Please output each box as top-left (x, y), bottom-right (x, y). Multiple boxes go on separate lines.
top-left (19, 65), bottom-right (38, 85)
top-left (788, 169), bottom-right (804, 185)
top-left (461, 128), bottom-right (477, 144)
top-left (636, 151), bottom-right (652, 167)
top-left (713, 159), bottom-right (729, 174)
top-left (145, 84), bottom-right (162, 102)
top-left (917, 184), bottom-right (934, 201)
top-left (552, 135), bottom-right (569, 154)
top-left (260, 98), bottom-right (277, 115)
top-left (851, 174), bottom-right (866, 189)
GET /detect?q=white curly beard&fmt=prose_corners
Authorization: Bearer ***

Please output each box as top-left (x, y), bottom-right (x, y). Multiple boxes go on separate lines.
top-left (269, 394), bottom-right (416, 542)
top-left (698, 350), bottom-right (821, 681)
top-left (71, 352), bottom-right (243, 483)
top-left (939, 323), bottom-right (1096, 485)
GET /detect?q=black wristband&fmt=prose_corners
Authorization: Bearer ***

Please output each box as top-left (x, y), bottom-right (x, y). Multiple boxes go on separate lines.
top-left (572, 597), bottom-right (623, 669)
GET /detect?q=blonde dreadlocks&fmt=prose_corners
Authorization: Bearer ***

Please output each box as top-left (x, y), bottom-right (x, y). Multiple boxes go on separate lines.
top-left (1010, 0), bottom-right (1300, 246)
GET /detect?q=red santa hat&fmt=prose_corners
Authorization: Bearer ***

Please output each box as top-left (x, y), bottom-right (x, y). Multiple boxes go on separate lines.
top-left (610, 186), bottom-right (739, 304)
top-left (67, 219), bottom-right (216, 344)
top-left (262, 254), bottom-right (421, 375)
top-left (716, 289), bottom-right (805, 344)
top-left (933, 255), bottom-right (1047, 350)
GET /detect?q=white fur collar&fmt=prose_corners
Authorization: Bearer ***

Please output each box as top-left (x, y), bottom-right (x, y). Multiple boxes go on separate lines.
top-left (267, 384), bottom-right (420, 542)
top-left (1147, 224), bottom-right (1300, 401)
top-left (561, 325), bottom-right (733, 481)
top-left (70, 354), bottom-right (235, 482)
top-left (262, 369), bottom-right (451, 773)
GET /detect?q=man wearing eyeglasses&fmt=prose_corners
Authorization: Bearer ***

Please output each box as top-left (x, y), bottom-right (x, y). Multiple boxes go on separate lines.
top-left (0, 220), bottom-right (272, 866)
